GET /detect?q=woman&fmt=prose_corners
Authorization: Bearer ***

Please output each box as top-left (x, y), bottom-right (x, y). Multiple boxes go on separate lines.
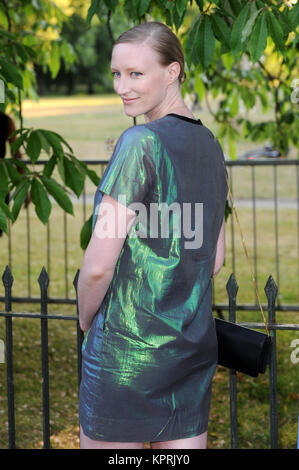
top-left (78, 21), bottom-right (227, 450)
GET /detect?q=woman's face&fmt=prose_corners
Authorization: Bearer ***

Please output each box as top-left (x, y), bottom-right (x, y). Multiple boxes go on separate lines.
top-left (111, 42), bottom-right (176, 120)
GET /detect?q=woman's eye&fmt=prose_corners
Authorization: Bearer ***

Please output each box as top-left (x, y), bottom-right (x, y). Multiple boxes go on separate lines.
top-left (111, 72), bottom-right (141, 78)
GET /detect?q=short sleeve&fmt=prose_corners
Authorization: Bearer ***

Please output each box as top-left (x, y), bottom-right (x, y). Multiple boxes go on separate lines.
top-left (92, 126), bottom-right (156, 230)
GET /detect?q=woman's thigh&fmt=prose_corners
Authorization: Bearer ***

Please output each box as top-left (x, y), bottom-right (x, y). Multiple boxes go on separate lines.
top-left (150, 431), bottom-right (207, 449)
top-left (80, 425), bottom-right (145, 449)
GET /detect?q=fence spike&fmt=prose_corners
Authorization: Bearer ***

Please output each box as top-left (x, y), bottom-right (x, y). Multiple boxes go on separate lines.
top-left (226, 272), bottom-right (239, 300)
top-left (264, 275), bottom-right (278, 305)
top-left (38, 267), bottom-right (49, 291)
top-left (2, 265), bottom-right (14, 289)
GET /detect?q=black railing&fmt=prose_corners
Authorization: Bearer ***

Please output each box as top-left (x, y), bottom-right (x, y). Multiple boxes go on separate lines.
top-left (1, 158), bottom-right (298, 314)
top-left (0, 266), bottom-right (298, 449)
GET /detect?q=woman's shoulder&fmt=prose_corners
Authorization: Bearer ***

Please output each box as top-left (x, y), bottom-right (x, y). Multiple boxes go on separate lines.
top-left (115, 124), bottom-right (161, 157)
top-left (120, 122), bottom-right (160, 142)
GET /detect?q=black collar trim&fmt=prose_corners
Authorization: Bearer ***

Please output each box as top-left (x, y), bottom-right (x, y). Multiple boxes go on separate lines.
top-left (166, 113), bottom-right (203, 125)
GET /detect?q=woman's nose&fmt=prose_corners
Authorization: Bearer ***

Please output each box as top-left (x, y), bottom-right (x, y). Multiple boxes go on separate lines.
top-left (115, 76), bottom-right (131, 96)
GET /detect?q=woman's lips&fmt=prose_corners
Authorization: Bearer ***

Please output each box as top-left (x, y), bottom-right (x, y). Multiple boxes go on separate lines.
top-left (123, 98), bottom-right (139, 104)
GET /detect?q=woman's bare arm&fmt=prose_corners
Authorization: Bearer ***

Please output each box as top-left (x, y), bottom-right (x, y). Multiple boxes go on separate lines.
top-left (211, 217), bottom-right (225, 278)
top-left (77, 193), bottom-right (136, 332)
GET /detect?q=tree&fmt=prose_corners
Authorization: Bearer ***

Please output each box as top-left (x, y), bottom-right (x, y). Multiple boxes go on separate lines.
top-left (34, 13), bottom-right (113, 95)
top-left (87, 0), bottom-right (299, 158)
top-left (0, 0), bottom-right (100, 241)
top-left (85, 0), bottom-right (298, 230)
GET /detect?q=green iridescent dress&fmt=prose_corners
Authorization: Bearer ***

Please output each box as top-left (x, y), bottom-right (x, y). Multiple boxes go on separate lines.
top-left (79, 113), bottom-right (228, 442)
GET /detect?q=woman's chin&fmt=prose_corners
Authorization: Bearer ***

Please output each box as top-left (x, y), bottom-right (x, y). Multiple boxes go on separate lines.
top-left (123, 109), bottom-right (141, 118)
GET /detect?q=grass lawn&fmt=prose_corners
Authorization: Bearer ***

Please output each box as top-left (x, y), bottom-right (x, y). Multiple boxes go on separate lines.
top-left (0, 94), bottom-right (298, 449)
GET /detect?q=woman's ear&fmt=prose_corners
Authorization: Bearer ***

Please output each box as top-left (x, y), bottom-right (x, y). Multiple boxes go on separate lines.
top-left (166, 61), bottom-right (181, 85)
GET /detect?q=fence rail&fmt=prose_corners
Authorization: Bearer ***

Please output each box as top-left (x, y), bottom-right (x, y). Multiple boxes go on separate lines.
top-left (1, 158), bottom-right (299, 313)
top-left (0, 266), bottom-right (299, 449)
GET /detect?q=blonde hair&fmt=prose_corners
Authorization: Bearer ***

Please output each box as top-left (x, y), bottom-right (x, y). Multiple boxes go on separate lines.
top-left (113, 21), bottom-right (186, 85)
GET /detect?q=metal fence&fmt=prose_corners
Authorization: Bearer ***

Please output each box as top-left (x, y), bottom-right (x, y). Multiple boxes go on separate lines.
top-left (0, 266), bottom-right (298, 449)
top-left (0, 158), bottom-right (298, 313)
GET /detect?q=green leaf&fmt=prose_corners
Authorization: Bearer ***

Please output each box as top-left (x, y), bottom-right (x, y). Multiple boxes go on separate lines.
top-left (43, 155), bottom-right (57, 177)
top-left (0, 59), bottom-right (23, 89)
top-left (0, 28), bottom-right (16, 40)
top-left (86, 0), bottom-right (100, 26)
top-left (11, 179), bottom-right (31, 220)
top-left (27, 130), bottom-right (42, 163)
top-left (241, 5), bottom-right (263, 44)
top-left (249, 11), bottom-right (268, 63)
top-left (0, 198), bottom-right (14, 221)
top-left (75, 159), bottom-right (100, 186)
top-left (0, 206), bottom-right (8, 235)
top-left (64, 158), bottom-right (85, 197)
top-left (257, 90), bottom-right (268, 113)
top-left (6, 128), bottom-right (23, 140)
top-left (211, 13), bottom-right (231, 50)
top-left (240, 86), bottom-right (256, 110)
top-left (228, 131), bottom-right (237, 160)
top-left (230, 3), bottom-right (251, 55)
top-left (194, 75), bottom-right (205, 101)
top-left (38, 130), bottom-right (51, 155)
top-left (49, 41), bottom-right (60, 79)
top-left (227, 0), bottom-right (242, 17)
top-left (40, 175), bottom-right (74, 215)
top-left (51, 131), bottom-right (73, 153)
top-left (197, 16), bottom-right (215, 70)
top-left (195, 0), bottom-right (204, 10)
top-left (103, 0), bottom-right (118, 11)
top-left (10, 129), bottom-right (29, 155)
top-left (135, 0), bottom-right (151, 17)
top-left (57, 157), bottom-right (66, 183)
top-left (31, 178), bottom-right (51, 224)
top-left (13, 42), bottom-right (29, 62)
top-left (288, 2), bottom-right (299, 30)
top-left (176, 0), bottom-right (188, 19)
top-left (80, 214), bottom-right (93, 250)
top-left (4, 160), bottom-right (22, 185)
top-left (124, 0), bottom-right (137, 20)
top-left (185, 15), bottom-right (201, 67)
top-left (229, 94), bottom-right (239, 117)
top-left (10, 158), bottom-right (28, 174)
top-left (266, 11), bottom-right (285, 56)
top-left (0, 162), bottom-right (9, 199)
top-left (279, 11), bottom-right (295, 38)
top-left (39, 130), bottom-right (64, 158)
top-left (173, 6), bottom-right (186, 32)
top-left (222, 52), bottom-right (234, 70)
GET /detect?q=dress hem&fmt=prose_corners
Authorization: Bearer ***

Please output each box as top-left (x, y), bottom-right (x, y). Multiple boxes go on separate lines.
top-left (80, 420), bottom-right (209, 443)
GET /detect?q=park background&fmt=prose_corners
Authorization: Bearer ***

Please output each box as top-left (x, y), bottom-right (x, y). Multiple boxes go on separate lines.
top-left (0, 0), bottom-right (298, 449)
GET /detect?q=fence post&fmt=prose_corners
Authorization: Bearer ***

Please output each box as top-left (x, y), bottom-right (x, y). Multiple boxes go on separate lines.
top-left (38, 267), bottom-right (50, 449)
top-left (265, 275), bottom-right (278, 448)
top-left (2, 266), bottom-right (15, 449)
top-left (226, 273), bottom-right (239, 449)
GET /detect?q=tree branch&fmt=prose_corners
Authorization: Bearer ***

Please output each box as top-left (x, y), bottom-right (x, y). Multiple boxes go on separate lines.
top-left (106, 9), bottom-right (114, 46)
top-left (3, 0), bottom-right (23, 129)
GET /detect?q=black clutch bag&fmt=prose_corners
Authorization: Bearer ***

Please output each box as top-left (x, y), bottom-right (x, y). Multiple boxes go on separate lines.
top-left (215, 317), bottom-right (271, 377)
top-left (215, 167), bottom-right (272, 377)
